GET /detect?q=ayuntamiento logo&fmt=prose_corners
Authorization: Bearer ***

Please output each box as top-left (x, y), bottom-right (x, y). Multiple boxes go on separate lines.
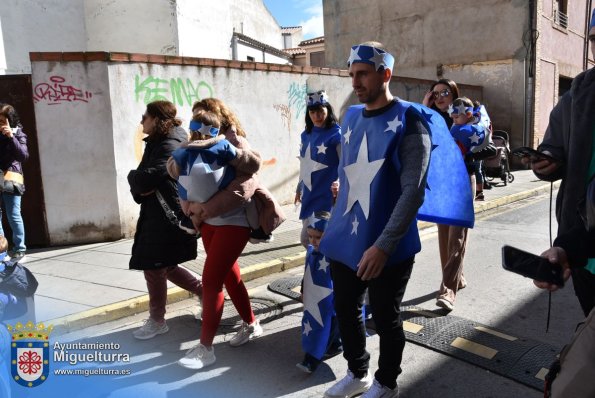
top-left (8, 321), bottom-right (53, 388)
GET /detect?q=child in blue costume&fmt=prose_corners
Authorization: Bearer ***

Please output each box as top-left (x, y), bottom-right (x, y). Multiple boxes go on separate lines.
top-left (296, 211), bottom-right (342, 373)
top-left (447, 97), bottom-right (489, 158)
top-left (295, 91), bottom-right (341, 248)
top-left (166, 111), bottom-right (260, 234)
top-left (0, 235), bottom-right (37, 320)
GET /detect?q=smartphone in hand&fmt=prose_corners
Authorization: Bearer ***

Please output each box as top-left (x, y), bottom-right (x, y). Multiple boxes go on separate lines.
top-left (511, 147), bottom-right (560, 164)
top-left (502, 245), bottom-right (565, 287)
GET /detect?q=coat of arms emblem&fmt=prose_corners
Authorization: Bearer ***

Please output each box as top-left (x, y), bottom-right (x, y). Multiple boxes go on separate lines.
top-left (8, 321), bottom-right (53, 388)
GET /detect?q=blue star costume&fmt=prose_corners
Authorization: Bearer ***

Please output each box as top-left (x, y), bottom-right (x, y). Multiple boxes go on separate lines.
top-left (320, 101), bottom-right (474, 270)
top-left (171, 139), bottom-right (237, 203)
top-left (301, 246), bottom-right (337, 361)
top-left (298, 124), bottom-right (341, 220)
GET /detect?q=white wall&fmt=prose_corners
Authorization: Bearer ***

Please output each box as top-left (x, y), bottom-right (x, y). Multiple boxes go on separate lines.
top-left (84, 0), bottom-right (179, 55)
top-left (30, 57), bottom-right (352, 244)
top-left (0, 0), bottom-right (86, 74)
top-left (31, 61), bottom-right (121, 245)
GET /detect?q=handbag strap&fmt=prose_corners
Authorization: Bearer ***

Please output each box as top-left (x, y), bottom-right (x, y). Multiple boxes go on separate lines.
top-left (155, 190), bottom-right (179, 225)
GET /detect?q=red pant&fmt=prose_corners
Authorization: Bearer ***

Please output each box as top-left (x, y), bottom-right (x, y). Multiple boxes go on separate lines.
top-left (200, 223), bottom-right (254, 346)
top-left (144, 265), bottom-right (202, 323)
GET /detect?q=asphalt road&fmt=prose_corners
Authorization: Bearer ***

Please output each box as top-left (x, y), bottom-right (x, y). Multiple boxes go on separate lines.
top-left (10, 191), bottom-right (585, 398)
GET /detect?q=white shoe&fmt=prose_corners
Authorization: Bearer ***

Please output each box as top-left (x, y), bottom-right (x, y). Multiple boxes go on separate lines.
top-left (178, 343), bottom-right (216, 369)
top-left (361, 379), bottom-right (399, 398)
top-left (324, 370), bottom-right (372, 398)
top-left (194, 305), bottom-right (203, 321)
top-left (229, 319), bottom-right (263, 347)
top-left (132, 318), bottom-right (169, 340)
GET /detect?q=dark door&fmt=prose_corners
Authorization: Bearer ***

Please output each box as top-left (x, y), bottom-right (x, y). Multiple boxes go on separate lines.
top-left (0, 74), bottom-right (50, 247)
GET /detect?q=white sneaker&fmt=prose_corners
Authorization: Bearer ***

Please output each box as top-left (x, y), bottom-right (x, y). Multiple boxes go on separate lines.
top-left (178, 343), bottom-right (216, 369)
top-left (229, 319), bottom-right (263, 347)
top-left (361, 379), bottom-right (399, 398)
top-left (194, 305), bottom-right (203, 321)
top-left (324, 370), bottom-right (372, 398)
top-left (132, 318), bottom-right (169, 340)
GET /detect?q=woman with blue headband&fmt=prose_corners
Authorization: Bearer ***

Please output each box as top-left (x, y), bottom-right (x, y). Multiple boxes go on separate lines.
top-left (294, 90), bottom-right (341, 248)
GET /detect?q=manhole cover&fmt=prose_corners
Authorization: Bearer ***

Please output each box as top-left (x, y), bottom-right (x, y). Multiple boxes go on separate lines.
top-left (268, 276), bottom-right (302, 301)
top-left (219, 297), bottom-right (282, 329)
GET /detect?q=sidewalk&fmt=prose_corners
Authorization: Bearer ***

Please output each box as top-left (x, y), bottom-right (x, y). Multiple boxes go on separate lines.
top-left (22, 169), bottom-right (558, 331)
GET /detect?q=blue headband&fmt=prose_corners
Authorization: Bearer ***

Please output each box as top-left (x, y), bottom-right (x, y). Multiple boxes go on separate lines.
top-left (307, 90), bottom-right (328, 107)
top-left (448, 103), bottom-right (474, 116)
top-left (347, 45), bottom-right (395, 72)
top-left (590, 9), bottom-right (595, 30)
top-left (308, 216), bottom-right (328, 232)
top-left (189, 120), bottom-right (219, 137)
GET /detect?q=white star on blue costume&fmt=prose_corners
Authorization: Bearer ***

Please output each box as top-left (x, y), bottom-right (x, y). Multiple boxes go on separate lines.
top-left (316, 142), bottom-right (328, 154)
top-left (178, 154), bottom-right (225, 202)
top-left (347, 46), bottom-right (362, 65)
top-left (343, 133), bottom-right (385, 219)
top-left (301, 247), bottom-right (336, 360)
top-left (298, 124), bottom-right (341, 220)
top-left (384, 114), bottom-right (402, 133)
top-left (344, 126), bottom-right (352, 144)
top-left (302, 260), bottom-right (333, 326)
top-left (299, 143), bottom-right (328, 192)
top-left (369, 48), bottom-right (388, 71)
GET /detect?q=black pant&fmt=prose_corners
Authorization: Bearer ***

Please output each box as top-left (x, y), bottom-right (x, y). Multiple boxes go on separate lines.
top-left (572, 267), bottom-right (595, 316)
top-left (330, 257), bottom-right (414, 390)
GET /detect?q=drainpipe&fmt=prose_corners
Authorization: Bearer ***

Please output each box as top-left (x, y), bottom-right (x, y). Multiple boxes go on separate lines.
top-left (524, 0), bottom-right (538, 147)
top-left (584, 0), bottom-right (593, 70)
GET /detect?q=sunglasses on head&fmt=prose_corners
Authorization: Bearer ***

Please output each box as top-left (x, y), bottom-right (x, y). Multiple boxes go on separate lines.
top-left (432, 89), bottom-right (451, 98)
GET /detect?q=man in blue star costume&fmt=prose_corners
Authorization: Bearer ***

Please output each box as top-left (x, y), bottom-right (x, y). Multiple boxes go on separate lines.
top-left (320, 42), bottom-right (472, 398)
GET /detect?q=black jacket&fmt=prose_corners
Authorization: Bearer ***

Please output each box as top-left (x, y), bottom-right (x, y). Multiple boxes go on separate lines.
top-left (128, 126), bottom-right (197, 270)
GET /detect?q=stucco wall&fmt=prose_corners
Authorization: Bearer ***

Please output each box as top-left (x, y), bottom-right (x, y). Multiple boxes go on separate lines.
top-left (31, 55), bottom-right (354, 244)
top-left (85, 0), bottom-right (179, 55)
top-left (0, 0), bottom-right (86, 74)
top-left (31, 61), bottom-right (121, 245)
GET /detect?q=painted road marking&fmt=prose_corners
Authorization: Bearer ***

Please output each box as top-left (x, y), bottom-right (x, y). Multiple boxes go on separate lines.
top-left (403, 321), bottom-right (423, 334)
top-left (451, 337), bottom-right (498, 359)
top-left (475, 325), bottom-right (518, 341)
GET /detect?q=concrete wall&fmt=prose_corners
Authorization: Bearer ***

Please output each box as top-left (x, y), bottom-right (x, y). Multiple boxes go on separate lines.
top-left (30, 54), bottom-right (354, 244)
top-left (31, 60), bottom-right (121, 245)
top-left (0, 0), bottom-right (86, 74)
top-left (323, 0), bottom-right (529, 145)
top-left (85, 0), bottom-right (179, 55)
top-left (532, 1), bottom-right (593, 146)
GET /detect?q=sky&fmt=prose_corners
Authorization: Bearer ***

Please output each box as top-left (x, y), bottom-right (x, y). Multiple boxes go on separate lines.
top-left (262, 0), bottom-right (324, 39)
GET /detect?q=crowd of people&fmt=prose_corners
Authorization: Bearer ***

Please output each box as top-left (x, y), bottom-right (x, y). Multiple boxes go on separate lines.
top-left (1, 27), bottom-right (593, 397)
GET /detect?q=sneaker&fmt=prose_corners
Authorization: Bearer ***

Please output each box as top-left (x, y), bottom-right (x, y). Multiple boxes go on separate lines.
top-left (8, 250), bottom-right (26, 264)
top-left (436, 296), bottom-right (454, 311)
top-left (178, 343), bottom-right (216, 370)
top-left (179, 216), bottom-right (198, 236)
top-left (361, 379), bottom-right (399, 398)
top-left (249, 227), bottom-right (274, 244)
top-left (296, 355), bottom-right (320, 374)
top-left (324, 370), bottom-right (372, 398)
top-left (132, 318), bottom-right (169, 340)
top-left (475, 192), bottom-right (485, 201)
top-left (229, 319), bottom-right (263, 347)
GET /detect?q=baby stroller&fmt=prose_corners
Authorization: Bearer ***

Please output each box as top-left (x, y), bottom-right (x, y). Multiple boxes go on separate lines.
top-left (483, 130), bottom-right (514, 185)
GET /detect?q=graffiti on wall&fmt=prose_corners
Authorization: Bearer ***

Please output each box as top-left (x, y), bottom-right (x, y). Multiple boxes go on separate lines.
top-left (273, 104), bottom-right (292, 135)
top-left (33, 76), bottom-right (93, 105)
top-left (287, 82), bottom-right (307, 120)
top-left (135, 75), bottom-right (214, 107)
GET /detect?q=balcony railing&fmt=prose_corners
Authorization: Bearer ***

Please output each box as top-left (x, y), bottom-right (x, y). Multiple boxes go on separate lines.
top-left (554, 10), bottom-right (568, 29)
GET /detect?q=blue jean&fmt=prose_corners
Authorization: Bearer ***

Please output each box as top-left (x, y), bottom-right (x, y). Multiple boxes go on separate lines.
top-left (0, 193), bottom-right (26, 252)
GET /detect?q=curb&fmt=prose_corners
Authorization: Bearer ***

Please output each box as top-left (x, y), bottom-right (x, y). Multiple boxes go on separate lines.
top-left (48, 181), bottom-right (559, 333)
